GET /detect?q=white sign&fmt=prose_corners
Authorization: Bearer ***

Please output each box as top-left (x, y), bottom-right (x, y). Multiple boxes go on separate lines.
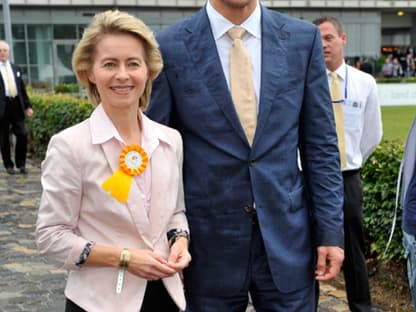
top-left (378, 83), bottom-right (416, 106)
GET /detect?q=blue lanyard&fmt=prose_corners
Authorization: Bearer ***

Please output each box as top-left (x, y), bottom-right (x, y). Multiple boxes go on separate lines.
top-left (331, 66), bottom-right (348, 104)
top-left (344, 66), bottom-right (348, 100)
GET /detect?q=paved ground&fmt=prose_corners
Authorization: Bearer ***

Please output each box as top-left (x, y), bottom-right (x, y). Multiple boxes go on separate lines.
top-left (0, 159), bottom-right (359, 311)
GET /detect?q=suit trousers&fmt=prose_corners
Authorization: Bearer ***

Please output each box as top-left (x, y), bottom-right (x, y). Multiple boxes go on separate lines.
top-left (342, 170), bottom-right (372, 312)
top-left (65, 280), bottom-right (178, 312)
top-left (0, 97), bottom-right (27, 169)
top-left (186, 213), bottom-right (316, 312)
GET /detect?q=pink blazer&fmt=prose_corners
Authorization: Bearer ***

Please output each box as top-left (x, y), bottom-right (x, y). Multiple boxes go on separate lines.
top-left (36, 113), bottom-right (188, 311)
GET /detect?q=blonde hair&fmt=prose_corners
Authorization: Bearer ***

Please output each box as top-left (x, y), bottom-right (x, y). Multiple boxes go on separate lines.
top-left (72, 10), bottom-right (163, 110)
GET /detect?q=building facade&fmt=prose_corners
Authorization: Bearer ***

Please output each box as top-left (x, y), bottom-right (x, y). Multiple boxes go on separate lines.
top-left (1, 0), bottom-right (416, 87)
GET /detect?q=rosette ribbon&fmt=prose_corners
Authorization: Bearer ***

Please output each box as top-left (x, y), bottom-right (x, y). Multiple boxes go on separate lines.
top-left (102, 144), bottom-right (148, 203)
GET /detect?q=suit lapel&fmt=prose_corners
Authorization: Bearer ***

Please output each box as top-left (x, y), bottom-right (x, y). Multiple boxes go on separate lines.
top-left (254, 7), bottom-right (289, 148)
top-left (100, 140), bottom-right (152, 247)
top-left (183, 8), bottom-right (248, 145)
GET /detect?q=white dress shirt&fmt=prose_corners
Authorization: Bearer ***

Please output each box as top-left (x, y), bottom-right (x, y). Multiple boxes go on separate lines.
top-left (206, 0), bottom-right (262, 110)
top-left (0, 61), bottom-right (18, 97)
top-left (328, 62), bottom-right (383, 171)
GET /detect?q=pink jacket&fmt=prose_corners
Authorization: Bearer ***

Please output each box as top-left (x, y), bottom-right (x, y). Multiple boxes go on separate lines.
top-left (36, 112), bottom-right (188, 311)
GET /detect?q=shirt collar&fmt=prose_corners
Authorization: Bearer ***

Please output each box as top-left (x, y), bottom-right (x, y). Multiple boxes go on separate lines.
top-left (90, 104), bottom-right (172, 151)
top-left (0, 61), bottom-right (11, 71)
top-left (206, 0), bottom-right (261, 40)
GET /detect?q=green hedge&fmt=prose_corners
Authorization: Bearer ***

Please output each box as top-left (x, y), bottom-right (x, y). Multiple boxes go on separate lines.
top-left (25, 93), bottom-right (406, 261)
top-left (362, 140), bottom-right (404, 261)
top-left (376, 77), bottom-right (416, 83)
top-left (26, 92), bottom-right (93, 159)
top-left (54, 83), bottom-right (80, 94)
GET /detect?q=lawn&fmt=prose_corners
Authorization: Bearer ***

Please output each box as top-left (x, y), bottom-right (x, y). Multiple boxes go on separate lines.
top-left (381, 106), bottom-right (416, 142)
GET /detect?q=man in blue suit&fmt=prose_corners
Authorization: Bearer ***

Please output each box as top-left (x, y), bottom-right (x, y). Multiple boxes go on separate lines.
top-left (147, 1), bottom-right (344, 310)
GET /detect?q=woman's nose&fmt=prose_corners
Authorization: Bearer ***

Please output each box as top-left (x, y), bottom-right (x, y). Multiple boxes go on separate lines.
top-left (115, 65), bottom-right (129, 79)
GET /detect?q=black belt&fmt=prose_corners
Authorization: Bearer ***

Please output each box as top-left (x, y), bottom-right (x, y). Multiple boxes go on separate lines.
top-left (5, 96), bottom-right (17, 101)
top-left (342, 168), bottom-right (361, 177)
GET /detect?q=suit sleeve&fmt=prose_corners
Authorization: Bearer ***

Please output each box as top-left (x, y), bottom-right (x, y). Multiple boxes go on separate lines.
top-left (15, 65), bottom-right (32, 109)
top-left (298, 27), bottom-right (344, 248)
top-left (404, 165), bottom-right (416, 236)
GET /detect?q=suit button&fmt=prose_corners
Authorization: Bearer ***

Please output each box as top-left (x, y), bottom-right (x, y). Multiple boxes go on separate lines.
top-left (244, 205), bottom-right (255, 213)
top-left (250, 159), bottom-right (256, 165)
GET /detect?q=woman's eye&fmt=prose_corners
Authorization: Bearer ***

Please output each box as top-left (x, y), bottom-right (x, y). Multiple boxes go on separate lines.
top-left (103, 62), bottom-right (116, 68)
top-left (128, 62), bottom-right (140, 68)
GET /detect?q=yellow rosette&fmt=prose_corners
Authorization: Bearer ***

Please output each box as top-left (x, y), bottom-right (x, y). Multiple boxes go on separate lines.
top-left (102, 145), bottom-right (148, 203)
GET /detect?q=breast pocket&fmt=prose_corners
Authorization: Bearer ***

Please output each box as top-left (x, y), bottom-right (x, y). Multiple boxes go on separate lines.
top-left (344, 99), bottom-right (363, 129)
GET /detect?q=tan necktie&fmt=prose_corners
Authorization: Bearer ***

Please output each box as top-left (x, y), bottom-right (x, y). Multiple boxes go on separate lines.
top-left (329, 72), bottom-right (346, 170)
top-left (4, 63), bottom-right (17, 97)
top-left (228, 26), bottom-right (257, 146)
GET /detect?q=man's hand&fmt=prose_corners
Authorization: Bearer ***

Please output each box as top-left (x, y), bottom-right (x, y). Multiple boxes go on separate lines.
top-left (26, 107), bottom-right (34, 118)
top-left (315, 246), bottom-right (344, 281)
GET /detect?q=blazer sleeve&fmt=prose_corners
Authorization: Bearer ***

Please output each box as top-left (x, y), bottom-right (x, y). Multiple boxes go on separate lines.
top-left (36, 133), bottom-right (90, 270)
top-left (165, 129), bottom-right (189, 233)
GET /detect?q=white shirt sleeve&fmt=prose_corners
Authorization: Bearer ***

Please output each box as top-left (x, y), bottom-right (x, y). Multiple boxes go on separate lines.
top-left (360, 77), bottom-right (383, 162)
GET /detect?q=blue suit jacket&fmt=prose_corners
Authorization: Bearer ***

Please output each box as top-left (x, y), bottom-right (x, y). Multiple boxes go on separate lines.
top-left (147, 5), bottom-right (344, 294)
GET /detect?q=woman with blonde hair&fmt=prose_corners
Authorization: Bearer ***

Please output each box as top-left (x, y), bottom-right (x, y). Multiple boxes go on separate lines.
top-left (36, 10), bottom-right (190, 312)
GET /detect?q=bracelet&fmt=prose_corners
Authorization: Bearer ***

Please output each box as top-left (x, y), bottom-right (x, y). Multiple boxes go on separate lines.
top-left (167, 229), bottom-right (190, 248)
top-left (119, 248), bottom-right (131, 268)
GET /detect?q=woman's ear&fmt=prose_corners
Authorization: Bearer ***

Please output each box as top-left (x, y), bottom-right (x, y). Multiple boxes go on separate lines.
top-left (87, 70), bottom-right (96, 84)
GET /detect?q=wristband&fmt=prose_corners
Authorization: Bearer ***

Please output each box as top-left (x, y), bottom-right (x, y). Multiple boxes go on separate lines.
top-left (116, 248), bottom-right (130, 294)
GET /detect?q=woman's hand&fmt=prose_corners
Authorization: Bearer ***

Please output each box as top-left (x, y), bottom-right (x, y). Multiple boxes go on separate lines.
top-left (127, 249), bottom-right (177, 281)
top-left (167, 237), bottom-right (192, 271)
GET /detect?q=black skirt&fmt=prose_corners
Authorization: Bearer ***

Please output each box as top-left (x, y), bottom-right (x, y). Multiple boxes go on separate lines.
top-left (65, 280), bottom-right (179, 312)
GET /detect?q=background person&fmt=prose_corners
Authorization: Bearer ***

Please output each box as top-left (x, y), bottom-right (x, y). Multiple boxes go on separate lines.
top-left (147, 0), bottom-right (344, 311)
top-left (36, 10), bottom-right (191, 312)
top-left (0, 40), bottom-right (33, 175)
top-left (381, 57), bottom-right (393, 78)
top-left (313, 16), bottom-right (383, 312)
top-left (392, 57), bottom-right (404, 78)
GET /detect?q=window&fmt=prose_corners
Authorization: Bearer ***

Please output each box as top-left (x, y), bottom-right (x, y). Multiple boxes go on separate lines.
top-left (54, 25), bottom-right (77, 39)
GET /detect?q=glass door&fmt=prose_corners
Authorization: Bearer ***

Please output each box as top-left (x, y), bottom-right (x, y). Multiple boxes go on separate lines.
top-left (53, 40), bottom-right (77, 85)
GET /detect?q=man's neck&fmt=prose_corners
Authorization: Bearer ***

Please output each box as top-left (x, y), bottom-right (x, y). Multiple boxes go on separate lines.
top-left (209, 0), bottom-right (257, 25)
top-left (327, 60), bottom-right (344, 73)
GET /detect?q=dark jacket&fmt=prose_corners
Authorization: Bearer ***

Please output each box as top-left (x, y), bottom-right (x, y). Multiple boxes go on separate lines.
top-left (0, 63), bottom-right (32, 120)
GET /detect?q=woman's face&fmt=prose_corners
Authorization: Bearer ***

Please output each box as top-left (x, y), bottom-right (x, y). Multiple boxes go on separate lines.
top-left (88, 33), bottom-right (149, 111)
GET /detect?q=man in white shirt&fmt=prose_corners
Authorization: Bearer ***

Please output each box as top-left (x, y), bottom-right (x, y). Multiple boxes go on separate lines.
top-left (313, 16), bottom-right (383, 312)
